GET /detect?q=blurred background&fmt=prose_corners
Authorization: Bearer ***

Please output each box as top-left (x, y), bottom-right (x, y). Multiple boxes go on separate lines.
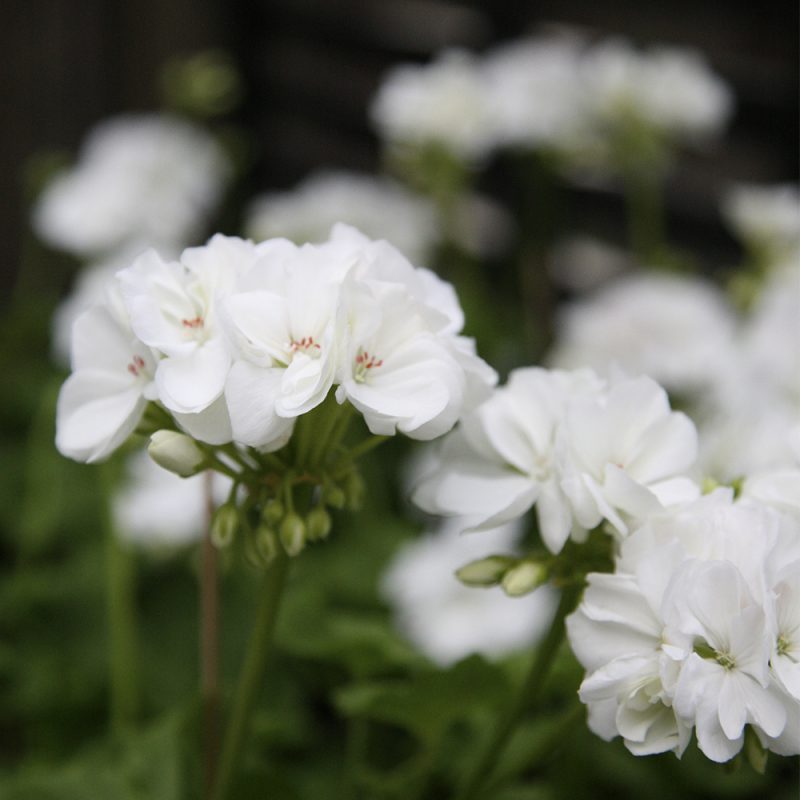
top-left (5, 0), bottom-right (799, 295)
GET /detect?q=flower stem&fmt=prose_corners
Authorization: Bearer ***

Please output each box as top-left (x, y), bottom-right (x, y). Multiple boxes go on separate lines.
top-left (454, 585), bottom-right (580, 800)
top-left (105, 508), bottom-right (140, 735)
top-left (201, 471), bottom-right (221, 799)
top-left (624, 169), bottom-right (665, 265)
top-left (211, 551), bottom-right (291, 800)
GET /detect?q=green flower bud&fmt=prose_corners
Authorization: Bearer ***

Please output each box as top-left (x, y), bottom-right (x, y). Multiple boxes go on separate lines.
top-left (279, 513), bottom-right (306, 557)
top-left (148, 430), bottom-right (206, 477)
top-left (501, 560), bottom-right (548, 597)
top-left (262, 498), bottom-right (284, 525)
top-left (255, 524), bottom-right (279, 565)
top-left (210, 503), bottom-right (238, 548)
top-left (306, 507), bottom-right (332, 542)
top-left (323, 484), bottom-right (346, 510)
top-left (344, 471), bottom-right (366, 511)
top-left (455, 555), bottom-right (516, 587)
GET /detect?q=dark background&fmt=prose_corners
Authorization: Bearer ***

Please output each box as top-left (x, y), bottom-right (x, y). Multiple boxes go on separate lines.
top-left (5, 0), bottom-right (799, 299)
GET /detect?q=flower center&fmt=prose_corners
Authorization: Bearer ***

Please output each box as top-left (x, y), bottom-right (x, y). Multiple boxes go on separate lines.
top-left (289, 336), bottom-right (322, 359)
top-left (695, 641), bottom-right (736, 671)
top-left (776, 634), bottom-right (794, 658)
top-left (126, 354), bottom-right (148, 378)
top-left (354, 349), bottom-right (383, 383)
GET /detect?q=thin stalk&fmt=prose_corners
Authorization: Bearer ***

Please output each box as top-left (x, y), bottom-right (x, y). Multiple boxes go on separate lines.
top-left (624, 169), bottom-right (665, 265)
top-left (308, 399), bottom-right (349, 468)
top-left (104, 494), bottom-right (140, 735)
top-left (454, 586), bottom-right (580, 800)
top-left (211, 551), bottom-right (291, 800)
top-left (201, 471), bottom-right (221, 799)
top-left (333, 435), bottom-right (389, 474)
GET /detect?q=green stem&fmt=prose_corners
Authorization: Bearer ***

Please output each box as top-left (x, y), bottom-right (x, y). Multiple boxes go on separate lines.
top-left (103, 470), bottom-right (140, 735)
top-left (333, 435), bottom-right (389, 474)
top-left (308, 398), bottom-right (349, 468)
top-left (454, 586), bottom-right (580, 800)
top-left (624, 169), bottom-right (665, 265)
top-left (211, 551), bottom-right (291, 800)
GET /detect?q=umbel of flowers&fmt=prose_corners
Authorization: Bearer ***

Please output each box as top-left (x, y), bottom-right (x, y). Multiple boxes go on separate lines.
top-left (56, 223), bottom-right (496, 556)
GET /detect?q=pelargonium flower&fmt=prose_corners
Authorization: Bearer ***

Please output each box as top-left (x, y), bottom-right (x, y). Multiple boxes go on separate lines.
top-left (56, 225), bottom-right (494, 463)
top-left (413, 368), bottom-right (698, 553)
top-left (568, 489), bottom-right (800, 763)
top-left (33, 114), bottom-right (230, 258)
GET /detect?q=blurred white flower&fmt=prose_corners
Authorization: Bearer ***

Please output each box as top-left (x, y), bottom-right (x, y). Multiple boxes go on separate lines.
top-left (113, 452), bottom-right (230, 549)
top-left (548, 272), bottom-right (737, 398)
top-left (723, 183), bottom-right (800, 257)
top-left (547, 236), bottom-right (632, 292)
top-left (482, 35), bottom-right (585, 149)
top-left (244, 171), bottom-right (440, 265)
top-left (381, 518), bottom-right (556, 667)
top-left (370, 50), bottom-right (495, 162)
top-left (580, 40), bottom-right (733, 141)
top-left (33, 114), bottom-right (230, 258)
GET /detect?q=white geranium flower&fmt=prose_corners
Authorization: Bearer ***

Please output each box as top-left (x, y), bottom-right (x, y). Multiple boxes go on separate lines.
top-left (667, 560), bottom-right (786, 763)
top-left (370, 50), bottom-right (495, 162)
top-left (414, 368), bottom-right (603, 552)
top-left (560, 375), bottom-right (699, 537)
top-left (723, 183), bottom-right (800, 256)
top-left (222, 238), bottom-right (345, 447)
top-left (381, 518), bottom-right (556, 667)
top-left (56, 301), bottom-right (157, 463)
top-left (244, 171), bottom-right (440, 266)
top-left (118, 235), bottom-right (258, 440)
top-left (33, 115), bottom-right (230, 257)
top-left (548, 272), bottom-right (737, 398)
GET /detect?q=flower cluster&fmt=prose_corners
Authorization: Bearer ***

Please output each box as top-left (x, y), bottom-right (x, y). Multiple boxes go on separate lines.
top-left (33, 114), bottom-right (230, 259)
top-left (413, 367), bottom-right (698, 555)
top-left (567, 488), bottom-right (800, 762)
top-left (55, 224), bottom-right (495, 464)
top-left (370, 35), bottom-right (731, 165)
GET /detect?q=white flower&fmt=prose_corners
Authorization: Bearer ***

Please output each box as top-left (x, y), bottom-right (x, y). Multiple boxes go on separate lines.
top-left (370, 50), bottom-right (495, 162)
top-left (55, 301), bottom-right (157, 463)
top-left (381, 518), bottom-right (556, 666)
top-left (113, 452), bottom-right (230, 549)
top-left (414, 368), bottom-right (601, 551)
top-left (569, 490), bottom-right (800, 762)
top-left (548, 272), bottom-right (737, 398)
top-left (33, 115), bottom-right (230, 257)
top-left (580, 40), bottom-right (732, 141)
top-left (482, 35), bottom-right (585, 149)
top-left (667, 560), bottom-right (786, 762)
top-left (244, 171), bottom-right (440, 265)
top-left (723, 183), bottom-right (800, 256)
top-left (118, 235), bottom-right (259, 442)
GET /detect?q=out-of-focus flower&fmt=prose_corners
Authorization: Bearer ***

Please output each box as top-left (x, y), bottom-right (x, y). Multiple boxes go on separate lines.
top-left (370, 50), bottom-right (495, 162)
top-left (547, 236), bottom-right (633, 292)
top-left (482, 35), bottom-right (585, 150)
top-left (580, 40), bottom-right (733, 142)
top-left (723, 183), bottom-right (800, 258)
top-left (381, 518), bottom-right (556, 666)
top-left (548, 272), bottom-right (737, 398)
top-left (33, 114), bottom-right (230, 258)
top-left (244, 171), bottom-right (440, 266)
top-left (113, 452), bottom-right (230, 548)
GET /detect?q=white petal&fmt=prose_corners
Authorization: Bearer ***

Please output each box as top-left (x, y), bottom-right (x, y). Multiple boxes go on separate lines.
top-left (156, 340), bottom-right (230, 414)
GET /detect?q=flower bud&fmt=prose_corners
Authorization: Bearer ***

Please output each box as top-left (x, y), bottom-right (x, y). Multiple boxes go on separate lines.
top-left (455, 555), bottom-right (516, 587)
top-left (323, 484), bottom-right (346, 510)
top-left (255, 524), bottom-right (279, 565)
top-left (501, 560), bottom-right (548, 597)
top-left (306, 507), bottom-right (332, 542)
top-left (262, 498), bottom-right (284, 526)
top-left (344, 471), bottom-right (366, 511)
top-left (210, 503), bottom-right (238, 548)
top-left (148, 430), bottom-right (206, 477)
top-left (279, 512), bottom-right (306, 557)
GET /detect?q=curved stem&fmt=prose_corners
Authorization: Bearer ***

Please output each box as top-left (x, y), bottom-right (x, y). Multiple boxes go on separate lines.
top-left (211, 551), bottom-right (291, 800)
top-left (454, 585), bottom-right (580, 800)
